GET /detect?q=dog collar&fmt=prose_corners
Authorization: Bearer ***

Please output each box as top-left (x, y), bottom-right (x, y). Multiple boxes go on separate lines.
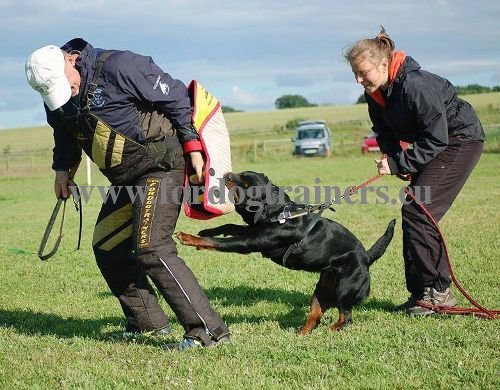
top-left (277, 209), bottom-right (309, 224)
top-left (271, 202), bottom-right (336, 224)
top-left (269, 207), bottom-right (310, 224)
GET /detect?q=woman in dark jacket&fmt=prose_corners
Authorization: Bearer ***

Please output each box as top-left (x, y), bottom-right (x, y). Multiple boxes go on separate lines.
top-left (344, 28), bottom-right (485, 315)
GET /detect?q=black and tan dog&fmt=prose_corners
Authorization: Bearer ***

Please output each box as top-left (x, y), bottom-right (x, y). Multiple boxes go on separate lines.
top-left (176, 171), bottom-right (395, 334)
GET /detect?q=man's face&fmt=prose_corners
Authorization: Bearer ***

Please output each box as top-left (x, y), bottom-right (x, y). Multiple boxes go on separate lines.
top-left (64, 54), bottom-right (81, 97)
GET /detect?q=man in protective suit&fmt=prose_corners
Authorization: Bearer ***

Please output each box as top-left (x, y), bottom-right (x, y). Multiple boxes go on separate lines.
top-left (25, 39), bottom-right (230, 350)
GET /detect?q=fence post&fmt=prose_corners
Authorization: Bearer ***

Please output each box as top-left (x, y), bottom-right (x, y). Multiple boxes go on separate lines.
top-left (86, 155), bottom-right (92, 185)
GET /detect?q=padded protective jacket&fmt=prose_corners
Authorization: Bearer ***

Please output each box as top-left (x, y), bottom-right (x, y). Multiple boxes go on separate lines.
top-left (46, 38), bottom-right (200, 178)
top-left (366, 56), bottom-right (485, 174)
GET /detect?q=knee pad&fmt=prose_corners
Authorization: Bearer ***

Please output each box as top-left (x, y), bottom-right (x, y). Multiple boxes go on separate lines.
top-left (93, 203), bottom-right (132, 253)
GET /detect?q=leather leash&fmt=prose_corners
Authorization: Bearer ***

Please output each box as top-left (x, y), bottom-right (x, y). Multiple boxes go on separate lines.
top-left (404, 187), bottom-right (499, 319)
top-left (281, 173), bottom-right (498, 319)
top-left (38, 186), bottom-right (82, 261)
top-left (280, 174), bottom-right (384, 267)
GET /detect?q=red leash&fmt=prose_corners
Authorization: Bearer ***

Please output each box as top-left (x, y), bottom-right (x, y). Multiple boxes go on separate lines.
top-left (339, 173), bottom-right (497, 319)
top-left (404, 187), bottom-right (498, 319)
top-left (349, 173), bottom-right (498, 319)
top-left (336, 174), bottom-right (384, 202)
top-left (348, 174), bottom-right (384, 195)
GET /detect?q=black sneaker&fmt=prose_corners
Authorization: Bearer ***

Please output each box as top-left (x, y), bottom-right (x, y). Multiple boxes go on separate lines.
top-left (407, 287), bottom-right (457, 316)
top-left (163, 335), bottom-right (231, 351)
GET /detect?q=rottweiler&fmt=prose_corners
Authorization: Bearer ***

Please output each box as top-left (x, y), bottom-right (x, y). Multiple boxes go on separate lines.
top-left (176, 171), bottom-right (395, 334)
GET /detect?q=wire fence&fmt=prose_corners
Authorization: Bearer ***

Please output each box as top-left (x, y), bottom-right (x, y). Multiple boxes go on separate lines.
top-left (1, 124), bottom-right (498, 177)
top-left (230, 130), bottom-right (371, 163)
top-left (0, 149), bottom-right (53, 177)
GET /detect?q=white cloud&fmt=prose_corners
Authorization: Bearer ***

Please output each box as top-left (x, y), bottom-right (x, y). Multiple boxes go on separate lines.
top-left (1, 0), bottom-right (499, 128)
top-left (427, 59), bottom-right (500, 74)
top-left (224, 85), bottom-right (274, 109)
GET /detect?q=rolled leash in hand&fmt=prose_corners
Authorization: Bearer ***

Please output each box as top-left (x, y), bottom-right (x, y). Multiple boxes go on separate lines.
top-left (37, 185), bottom-right (82, 261)
top-left (38, 198), bottom-right (65, 261)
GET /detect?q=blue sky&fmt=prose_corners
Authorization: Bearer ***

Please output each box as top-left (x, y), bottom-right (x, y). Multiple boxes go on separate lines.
top-left (1, 0), bottom-right (499, 129)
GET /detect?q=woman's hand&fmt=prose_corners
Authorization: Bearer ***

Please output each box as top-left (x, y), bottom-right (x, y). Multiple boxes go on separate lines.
top-left (374, 157), bottom-right (392, 175)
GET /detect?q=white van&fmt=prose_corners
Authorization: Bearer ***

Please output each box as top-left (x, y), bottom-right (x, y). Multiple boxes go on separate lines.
top-left (292, 120), bottom-right (332, 157)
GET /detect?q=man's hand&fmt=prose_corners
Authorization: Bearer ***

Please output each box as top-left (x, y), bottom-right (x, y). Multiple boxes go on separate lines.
top-left (189, 151), bottom-right (205, 183)
top-left (374, 157), bottom-right (391, 175)
top-left (54, 170), bottom-right (75, 200)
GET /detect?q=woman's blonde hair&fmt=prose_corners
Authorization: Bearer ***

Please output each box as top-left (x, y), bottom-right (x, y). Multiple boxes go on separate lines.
top-left (343, 27), bottom-right (395, 66)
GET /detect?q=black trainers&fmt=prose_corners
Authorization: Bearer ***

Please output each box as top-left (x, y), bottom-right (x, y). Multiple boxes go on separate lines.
top-left (122, 324), bottom-right (171, 340)
top-left (407, 287), bottom-right (457, 316)
top-left (163, 335), bottom-right (231, 351)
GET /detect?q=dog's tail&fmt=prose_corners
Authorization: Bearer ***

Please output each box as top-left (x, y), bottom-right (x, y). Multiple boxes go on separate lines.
top-left (366, 219), bottom-right (396, 266)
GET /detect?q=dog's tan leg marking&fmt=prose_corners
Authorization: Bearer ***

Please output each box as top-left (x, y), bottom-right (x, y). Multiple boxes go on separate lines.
top-left (299, 294), bottom-right (324, 335)
top-left (175, 232), bottom-right (216, 250)
top-left (330, 310), bottom-right (352, 332)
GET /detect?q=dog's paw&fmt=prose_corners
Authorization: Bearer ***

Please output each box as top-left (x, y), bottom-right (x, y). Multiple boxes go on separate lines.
top-left (175, 232), bottom-right (215, 250)
top-left (175, 232), bottom-right (197, 246)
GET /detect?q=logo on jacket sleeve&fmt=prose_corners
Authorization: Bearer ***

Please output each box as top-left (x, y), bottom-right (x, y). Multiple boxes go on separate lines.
top-left (153, 75), bottom-right (170, 96)
top-left (91, 88), bottom-right (106, 107)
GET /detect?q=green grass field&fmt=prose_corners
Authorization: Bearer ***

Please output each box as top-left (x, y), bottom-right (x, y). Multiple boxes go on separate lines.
top-left (0, 95), bottom-right (499, 389)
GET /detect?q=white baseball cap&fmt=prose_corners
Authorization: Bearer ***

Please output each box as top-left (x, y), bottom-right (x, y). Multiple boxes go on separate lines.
top-left (25, 45), bottom-right (72, 111)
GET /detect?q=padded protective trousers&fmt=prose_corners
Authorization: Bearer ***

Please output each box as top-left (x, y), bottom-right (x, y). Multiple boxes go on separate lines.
top-left (401, 140), bottom-right (484, 294)
top-left (92, 160), bottom-right (229, 345)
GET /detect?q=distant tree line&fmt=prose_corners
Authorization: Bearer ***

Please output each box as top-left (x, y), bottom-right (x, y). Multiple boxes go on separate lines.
top-left (455, 84), bottom-right (500, 95)
top-left (275, 95), bottom-right (317, 109)
top-left (221, 106), bottom-right (243, 113)
top-left (226, 84), bottom-right (500, 111)
top-left (356, 84), bottom-right (500, 104)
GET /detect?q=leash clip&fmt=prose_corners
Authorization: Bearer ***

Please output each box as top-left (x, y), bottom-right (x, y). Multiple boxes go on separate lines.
top-left (278, 207), bottom-right (292, 224)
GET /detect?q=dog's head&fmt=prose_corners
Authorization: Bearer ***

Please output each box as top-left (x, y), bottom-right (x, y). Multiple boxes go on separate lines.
top-left (223, 171), bottom-right (291, 225)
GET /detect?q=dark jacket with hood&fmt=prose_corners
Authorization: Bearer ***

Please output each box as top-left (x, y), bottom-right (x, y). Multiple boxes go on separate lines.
top-left (366, 54), bottom-right (485, 174)
top-left (46, 38), bottom-right (201, 178)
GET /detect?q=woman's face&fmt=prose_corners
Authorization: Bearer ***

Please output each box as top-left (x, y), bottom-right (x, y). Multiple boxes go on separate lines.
top-left (63, 53), bottom-right (81, 97)
top-left (351, 55), bottom-right (389, 93)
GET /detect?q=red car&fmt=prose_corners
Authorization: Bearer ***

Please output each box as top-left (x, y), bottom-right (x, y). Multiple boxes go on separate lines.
top-left (361, 132), bottom-right (409, 153)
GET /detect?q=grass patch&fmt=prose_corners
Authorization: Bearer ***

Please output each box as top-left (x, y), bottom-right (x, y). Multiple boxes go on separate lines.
top-left (0, 95), bottom-right (499, 388)
top-left (0, 153), bottom-right (499, 389)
